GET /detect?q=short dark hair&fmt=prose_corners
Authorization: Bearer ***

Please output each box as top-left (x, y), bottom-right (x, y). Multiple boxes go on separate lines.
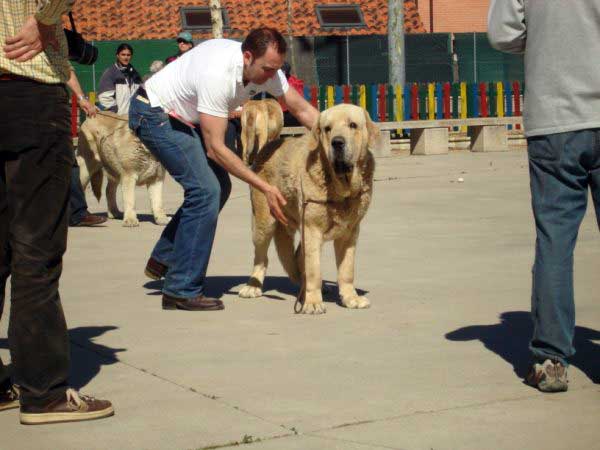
top-left (116, 43), bottom-right (133, 55)
top-left (242, 28), bottom-right (287, 59)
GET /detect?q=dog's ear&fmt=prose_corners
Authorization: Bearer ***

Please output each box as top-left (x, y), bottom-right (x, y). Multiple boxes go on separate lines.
top-left (306, 113), bottom-right (322, 152)
top-left (363, 109), bottom-right (381, 151)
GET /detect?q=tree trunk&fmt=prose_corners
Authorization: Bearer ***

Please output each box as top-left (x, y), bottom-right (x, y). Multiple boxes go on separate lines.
top-left (210, 0), bottom-right (223, 39)
top-left (388, 0), bottom-right (405, 87)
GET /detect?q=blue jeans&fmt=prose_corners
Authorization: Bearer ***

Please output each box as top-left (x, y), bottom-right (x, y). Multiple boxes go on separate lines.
top-left (69, 162), bottom-right (89, 225)
top-left (129, 96), bottom-right (231, 298)
top-left (527, 129), bottom-right (600, 366)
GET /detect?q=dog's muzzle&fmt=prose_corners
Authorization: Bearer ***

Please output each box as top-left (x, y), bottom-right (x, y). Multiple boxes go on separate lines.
top-left (331, 136), bottom-right (353, 174)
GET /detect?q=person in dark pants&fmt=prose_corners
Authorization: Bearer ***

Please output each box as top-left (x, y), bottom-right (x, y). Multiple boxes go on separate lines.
top-left (0, 0), bottom-right (113, 425)
top-left (69, 162), bottom-right (107, 227)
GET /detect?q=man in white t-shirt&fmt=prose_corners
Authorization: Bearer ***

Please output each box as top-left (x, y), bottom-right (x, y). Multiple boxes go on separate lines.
top-left (129, 27), bottom-right (318, 311)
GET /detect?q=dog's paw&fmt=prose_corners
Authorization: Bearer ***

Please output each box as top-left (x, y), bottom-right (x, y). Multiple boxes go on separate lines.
top-left (154, 215), bottom-right (170, 226)
top-left (238, 284), bottom-right (263, 298)
top-left (122, 215), bottom-right (140, 227)
top-left (341, 295), bottom-right (370, 309)
top-left (299, 302), bottom-right (327, 315)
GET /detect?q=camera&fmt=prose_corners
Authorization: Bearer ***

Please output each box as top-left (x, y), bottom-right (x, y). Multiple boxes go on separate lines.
top-left (64, 13), bottom-right (98, 65)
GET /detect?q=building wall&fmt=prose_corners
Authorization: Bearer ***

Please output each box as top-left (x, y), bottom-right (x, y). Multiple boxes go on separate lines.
top-left (418, 0), bottom-right (490, 32)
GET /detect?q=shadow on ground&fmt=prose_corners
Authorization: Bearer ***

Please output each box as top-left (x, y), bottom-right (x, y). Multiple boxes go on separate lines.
top-left (446, 311), bottom-right (600, 383)
top-left (1, 326), bottom-right (125, 390)
top-left (143, 277), bottom-right (368, 304)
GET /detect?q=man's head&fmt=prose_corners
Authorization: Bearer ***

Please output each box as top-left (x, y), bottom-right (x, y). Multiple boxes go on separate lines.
top-left (177, 31), bottom-right (194, 54)
top-left (242, 28), bottom-right (287, 85)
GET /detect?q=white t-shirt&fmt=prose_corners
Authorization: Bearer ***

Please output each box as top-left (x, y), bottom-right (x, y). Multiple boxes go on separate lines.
top-left (145, 39), bottom-right (289, 124)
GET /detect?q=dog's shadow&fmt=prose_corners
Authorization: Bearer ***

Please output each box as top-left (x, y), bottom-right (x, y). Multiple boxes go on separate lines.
top-left (143, 276), bottom-right (368, 304)
top-left (446, 311), bottom-right (600, 383)
top-left (0, 325), bottom-right (125, 390)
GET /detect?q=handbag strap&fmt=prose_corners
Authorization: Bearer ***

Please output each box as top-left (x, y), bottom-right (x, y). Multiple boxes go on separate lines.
top-left (68, 12), bottom-right (77, 33)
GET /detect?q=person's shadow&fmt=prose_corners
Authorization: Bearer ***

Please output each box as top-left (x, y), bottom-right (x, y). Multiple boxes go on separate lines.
top-left (0, 326), bottom-right (125, 390)
top-left (446, 311), bottom-right (599, 383)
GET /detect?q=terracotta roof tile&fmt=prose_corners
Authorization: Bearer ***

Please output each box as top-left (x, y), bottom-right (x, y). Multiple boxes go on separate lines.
top-left (68, 1), bottom-right (425, 41)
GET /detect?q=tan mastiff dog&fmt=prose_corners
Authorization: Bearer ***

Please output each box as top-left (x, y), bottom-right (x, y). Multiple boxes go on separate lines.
top-left (77, 111), bottom-right (169, 227)
top-left (239, 104), bottom-right (378, 314)
top-left (240, 98), bottom-right (283, 165)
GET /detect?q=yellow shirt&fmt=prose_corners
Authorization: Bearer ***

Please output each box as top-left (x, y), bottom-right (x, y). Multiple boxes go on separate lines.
top-left (0, 0), bottom-right (74, 84)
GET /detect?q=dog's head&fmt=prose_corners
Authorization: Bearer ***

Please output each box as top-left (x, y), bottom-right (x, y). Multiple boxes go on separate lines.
top-left (308, 104), bottom-right (379, 177)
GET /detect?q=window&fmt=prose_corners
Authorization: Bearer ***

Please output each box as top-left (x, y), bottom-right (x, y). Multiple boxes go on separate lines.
top-left (315, 4), bottom-right (366, 28)
top-left (180, 6), bottom-right (229, 31)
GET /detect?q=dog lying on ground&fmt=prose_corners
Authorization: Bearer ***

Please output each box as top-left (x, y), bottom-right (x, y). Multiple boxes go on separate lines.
top-left (77, 111), bottom-right (169, 227)
top-left (240, 98), bottom-right (283, 165)
top-left (238, 104), bottom-right (378, 314)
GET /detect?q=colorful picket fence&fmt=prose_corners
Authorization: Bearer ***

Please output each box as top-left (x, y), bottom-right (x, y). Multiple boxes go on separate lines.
top-left (302, 81), bottom-right (524, 130)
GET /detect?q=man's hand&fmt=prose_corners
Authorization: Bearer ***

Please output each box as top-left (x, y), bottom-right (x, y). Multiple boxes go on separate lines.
top-left (3, 16), bottom-right (59, 62)
top-left (263, 185), bottom-right (288, 226)
top-left (79, 98), bottom-right (98, 117)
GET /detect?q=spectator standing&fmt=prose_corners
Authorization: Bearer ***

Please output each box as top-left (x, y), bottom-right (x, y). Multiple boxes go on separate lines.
top-left (98, 43), bottom-right (142, 115)
top-left (488, 0), bottom-right (600, 392)
top-left (165, 31), bottom-right (194, 64)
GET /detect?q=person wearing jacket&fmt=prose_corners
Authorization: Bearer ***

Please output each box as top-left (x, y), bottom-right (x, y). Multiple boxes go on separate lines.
top-left (488, 0), bottom-right (600, 393)
top-left (97, 43), bottom-right (142, 115)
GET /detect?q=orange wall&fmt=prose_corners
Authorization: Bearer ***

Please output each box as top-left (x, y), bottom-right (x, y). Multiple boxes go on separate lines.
top-left (417, 0), bottom-right (490, 32)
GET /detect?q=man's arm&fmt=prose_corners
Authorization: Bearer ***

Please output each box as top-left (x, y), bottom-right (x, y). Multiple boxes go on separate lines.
top-left (487, 0), bottom-right (526, 54)
top-left (3, 0), bottom-right (74, 62)
top-left (66, 69), bottom-right (97, 117)
top-left (198, 113), bottom-right (288, 225)
top-left (279, 87), bottom-right (319, 129)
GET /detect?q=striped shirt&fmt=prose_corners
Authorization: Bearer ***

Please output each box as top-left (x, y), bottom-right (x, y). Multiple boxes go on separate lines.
top-left (0, 0), bottom-right (74, 84)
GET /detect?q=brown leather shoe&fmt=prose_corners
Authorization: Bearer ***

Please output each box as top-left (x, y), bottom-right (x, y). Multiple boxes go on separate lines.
top-left (71, 213), bottom-right (107, 227)
top-left (0, 384), bottom-right (19, 411)
top-left (144, 257), bottom-right (168, 280)
top-left (162, 294), bottom-right (224, 311)
top-left (20, 388), bottom-right (113, 425)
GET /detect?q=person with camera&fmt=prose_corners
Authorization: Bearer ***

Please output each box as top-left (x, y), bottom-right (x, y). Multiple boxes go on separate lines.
top-left (98, 43), bottom-right (142, 115)
top-left (130, 27), bottom-right (318, 311)
top-left (0, 0), bottom-right (114, 424)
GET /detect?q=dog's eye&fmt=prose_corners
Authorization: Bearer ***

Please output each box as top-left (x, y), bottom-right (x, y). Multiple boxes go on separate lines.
top-left (324, 126), bottom-right (331, 133)
top-left (349, 122), bottom-right (358, 129)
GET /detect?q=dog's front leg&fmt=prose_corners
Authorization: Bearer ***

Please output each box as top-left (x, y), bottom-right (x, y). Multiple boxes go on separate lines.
top-left (106, 179), bottom-right (121, 219)
top-left (334, 225), bottom-right (370, 309)
top-left (121, 174), bottom-right (139, 227)
top-left (299, 226), bottom-right (326, 314)
top-left (147, 180), bottom-right (169, 225)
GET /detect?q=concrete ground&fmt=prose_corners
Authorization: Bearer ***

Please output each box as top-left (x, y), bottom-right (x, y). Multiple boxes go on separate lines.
top-left (1, 147), bottom-right (598, 450)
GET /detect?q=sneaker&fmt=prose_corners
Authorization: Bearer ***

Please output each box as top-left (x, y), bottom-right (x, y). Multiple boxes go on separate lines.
top-left (526, 359), bottom-right (568, 393)
top-left (0, 384), bottom-right (19, 411)
top-left (20, 388), bottom-right (114, 425)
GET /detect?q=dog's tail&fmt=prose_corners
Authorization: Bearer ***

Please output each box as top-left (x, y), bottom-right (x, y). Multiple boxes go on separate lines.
top-left (90, 170), bottom-right (103, 201)
top-left (273, 225), bottom-right (301, 284)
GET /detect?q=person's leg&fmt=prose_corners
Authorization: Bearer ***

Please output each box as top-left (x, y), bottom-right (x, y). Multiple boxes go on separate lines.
top-left (132, 99), bottom-right (221, 298)
top-left (68, 162), bottom-right (88, 225)
top-left (1, 83), bottom-right (72, 407)
top-left (588, 129), bottom-right (600, 229)
top-left (527, 130), bottom-right (593, 366)
top-left (0, 153), bottom-right (11, 393)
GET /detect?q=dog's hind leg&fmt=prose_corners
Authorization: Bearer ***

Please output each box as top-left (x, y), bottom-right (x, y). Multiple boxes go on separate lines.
top-left (106, 178), bottom-right (121, 219)
top-left (239, 193), bottom-right (276, 299)
top-left (274, 225), bottom-right (300, 284)
top-left (334, 226), bottom-right (370, 309)
top-left (121, 174), bottom-right (139, 227)
top-left (147, 179), bottom-right (169, 226)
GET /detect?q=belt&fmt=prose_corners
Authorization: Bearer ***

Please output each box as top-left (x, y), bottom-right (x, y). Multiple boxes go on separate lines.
top-left (136, 86), bottom-right (150, 104)
top-left (0, 73), bottom-right (34, 82)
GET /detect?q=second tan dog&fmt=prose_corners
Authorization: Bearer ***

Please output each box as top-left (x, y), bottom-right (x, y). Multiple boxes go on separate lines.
top-left (240, 98), bottom-right (283, 165)
top-left (239, 104), bottom-right (378, 314)
top-left (77, 111), bottom-right (169, 227)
